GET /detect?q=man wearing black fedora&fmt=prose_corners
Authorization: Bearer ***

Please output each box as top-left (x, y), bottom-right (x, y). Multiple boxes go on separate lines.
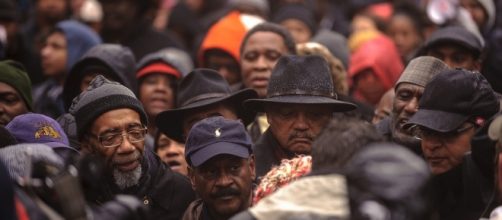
top-left (244, 55), bottom-right (357, 177)
top-left (156, 68), bottom-right (258, 143)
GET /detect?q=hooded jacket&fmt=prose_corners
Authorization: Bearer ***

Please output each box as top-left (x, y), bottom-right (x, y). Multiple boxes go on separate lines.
top-left (32, 20), bottom-right (101, 119)
top-left (63, 44), bottom-right (137, 111)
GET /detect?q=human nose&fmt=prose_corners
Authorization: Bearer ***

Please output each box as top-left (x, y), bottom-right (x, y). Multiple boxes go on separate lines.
top-left (116, 133), bottom-right (136, 153)
top-left (215, 171), bottom-right (233, 187)
top-left (293, 113), bottom-right (309, 131)
top-left (254, 56), bottom-right (268, 70)
top-left (403, 97), bottom-right (419, 114)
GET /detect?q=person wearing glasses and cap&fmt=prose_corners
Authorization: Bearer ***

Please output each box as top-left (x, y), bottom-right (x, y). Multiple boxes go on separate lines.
top-left (72, 75), bottom-right (195, 220)
top-left (404, 68), bottom-right (499, 220)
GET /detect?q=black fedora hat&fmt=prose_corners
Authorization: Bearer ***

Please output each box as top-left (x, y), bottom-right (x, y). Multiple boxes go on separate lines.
top-left (243, 55), bottom-right (357, 112)
top-left (156, 68), bottom-right (258, 142)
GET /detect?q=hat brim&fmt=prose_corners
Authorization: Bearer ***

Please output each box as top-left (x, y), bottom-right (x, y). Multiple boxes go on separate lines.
top-left (243, 95), bottom-right (357, 113)
top-left (156, 89), bottom-right (258, 142)
top-left (489, 115), bottom-right (502, 141)
top-left (403, 109), bottom-right (469, 133)
top-left (188, 141), bottom-right (250, 167)
top-left (44, 142), bottom-right (80, 154)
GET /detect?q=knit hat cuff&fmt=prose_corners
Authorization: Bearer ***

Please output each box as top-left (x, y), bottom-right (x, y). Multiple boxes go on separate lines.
top-left (75, 94), bottom-right (147, 139)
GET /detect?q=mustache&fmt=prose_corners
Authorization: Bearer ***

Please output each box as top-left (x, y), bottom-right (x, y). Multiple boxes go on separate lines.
top-left (112, 150), bottom-right (141, 164)
top-left (288, 131), bottom-right (314, 142)
top-left (211, 187), bottom-right (241, 199)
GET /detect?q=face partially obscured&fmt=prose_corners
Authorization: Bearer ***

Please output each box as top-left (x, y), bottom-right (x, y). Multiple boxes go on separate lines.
top-left (280, 19), bottom-right (312, 44)
top-left (372, 89), bottom-right (394, 124)
top-left (391, 83), bottom-right (423, 146)
top-left (82, 108), bottom-right (146, 189)
top-left (388, 14), bottom-right (422, 59)
top-left (41, 32), bottom-right (67, 77)
top-left (426, 43), bottom-right (480, 71)
top-left (206, 53), bottom-right (241, 86)
top-left (0, 82), bottom-right (29, 126)
top-left (190, 154), bottom-right (255, 219)
top-left (139, 74), bottom-right (176, 119)
top-left (266, 103), bottom-right (332, 154)
top-left (420, 122), bottom-right (476, 175)
top-left (460, 0), bottom-right (488, 30)
top-left (156, 133), bottom-right (188, 176)
top-left (241, 31), bottom-right (289, 98)
top-left (101, 0), bottom-right (139, 31)
top-left (182, 104), bottom-right (238, 140)
top-left (353, 69), bottom-right (387, 105)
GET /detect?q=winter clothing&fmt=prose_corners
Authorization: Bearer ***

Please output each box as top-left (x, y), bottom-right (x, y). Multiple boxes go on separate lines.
top-left (272, 4), bottom-right (317, 36)
top-left (405, 69), bottom-right (499, 132)
top-left (136, 48), bottom-right (193, 79)
top-left (418, 26), bottom-right (484, 58)
top-left (312, 29), bottom-right (350, 69)
top-left (395, 56), bottom-right (450, 89)
top-left (0, 60), bottom-right (32, 110)
top-left (185, 116), bottom-right (253, 167)
top-left (199, 10), bottom-right (263, 66)
top-left (244, 55), bottom-right (356, 112)
top-left (71, 75), bottom-right (147, 140)
top-left (349, 33), bottom-right (403, 105)
top-left (0, 125), bottom-right (16, 148)
top-left (156, 69), bottom-right (258, 142)
top-left (63, 44), bottom-right (137, 111)
top-left (0, 160), bottom-right (16, 220)
top-left (5, 113), bottom-right (78, 161)
top-left (253, 129), bottom-right (295, 178)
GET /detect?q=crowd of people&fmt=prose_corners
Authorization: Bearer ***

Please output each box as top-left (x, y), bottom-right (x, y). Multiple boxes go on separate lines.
top-left (1, 0), bottom-right (502, 219)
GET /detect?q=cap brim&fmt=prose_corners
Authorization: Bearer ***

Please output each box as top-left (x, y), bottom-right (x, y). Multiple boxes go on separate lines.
top-left (188, 142), bottom-right (250, 167)
top-left (156, 89), bottom-right (258, 142)
top-left (44, 142), bottom-right (80, 154)
top-left (243, 95), bottom-right (357, 112)
top-left (403, 109), bottom-right (469, 132)
top-left (488, 115), bottom-right (502, 141)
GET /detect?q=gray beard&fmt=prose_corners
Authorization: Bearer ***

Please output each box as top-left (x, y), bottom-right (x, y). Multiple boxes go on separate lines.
top-left (113, 165), bottom-right (142, 190)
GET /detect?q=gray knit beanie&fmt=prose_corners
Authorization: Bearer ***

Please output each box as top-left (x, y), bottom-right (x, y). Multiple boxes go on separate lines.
top-left (70, 75), bottom-right (147, 140)
top-left (395, 56), bottom-right (449, 89)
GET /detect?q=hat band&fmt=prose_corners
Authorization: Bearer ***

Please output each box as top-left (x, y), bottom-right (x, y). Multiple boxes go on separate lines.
top-left (268, 89), bottom-right (337, 99)
top-left (181, 92), bottom-right (229, 107)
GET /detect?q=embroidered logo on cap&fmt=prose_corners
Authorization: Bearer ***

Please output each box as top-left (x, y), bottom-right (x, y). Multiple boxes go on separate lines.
top-left (34, 124), bottom-right (61, 139)
top-left (215, 128), bottom-right (221, 138)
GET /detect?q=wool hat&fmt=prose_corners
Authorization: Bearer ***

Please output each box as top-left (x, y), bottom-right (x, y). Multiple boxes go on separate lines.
top-left (312, 29), bottom-right (350, 69)
top-left (0, 143), bottom-right (64, 180)
top-left (272, 4), bottom-right (317, 35)
top-left (395, 56), bottom-right (450, 89)
top-left (5, 113), bottom-right (73, 149)
top-left (185, 116), bottom-right (252, 167)
top-left (156, 69), bottom-right (258, 142)
top-left (0, 60), bottom-right (32, 110)
top-left (136, 48), bottom-right (194, 79)
top-left (71, 75), bottom-right (147, 140)
top-left (405, 69), bottom-right (499, 132)
top-left (418, 26), bottom-right (483, 58)
top-left (244, 55), bottom-right (357, 112)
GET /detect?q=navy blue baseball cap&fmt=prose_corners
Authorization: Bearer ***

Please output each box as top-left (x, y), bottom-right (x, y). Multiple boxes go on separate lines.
top-left (185, 116), bottom-right (253, 167)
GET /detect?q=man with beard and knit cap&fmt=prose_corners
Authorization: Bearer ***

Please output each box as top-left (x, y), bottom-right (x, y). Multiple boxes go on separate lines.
top-left (73, 75), bottom-right (195, 219)
top-left (376, 56), bottom-right (450, 155)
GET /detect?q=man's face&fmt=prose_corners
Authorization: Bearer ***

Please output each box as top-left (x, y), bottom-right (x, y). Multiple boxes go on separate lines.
top-left (241, 31), bottom-right (289, 98)
top-left (81, 108), bottom-right (146, 189)
top-left (0, 82), bottom-right (29, 126)
top-left (420, 122), bottom-right (476, 175)
top-left (156, 133), bottom-right (188, 176)
top-left (266, 103), bottom-right (332, 154)
top-left (280, 19), bottom-right (312, 44)
top-left (391, 83), bottom-right (423, 146)
top-left (41, 32), bottom-right (67, 77)
top-left (190, 154), bottom-right (255, 219)
top-left (182, 104), bottom-right (238, 140)
top-left (427, 43), bottom-right (480, 71)
top-left (139, 74), bottom-right (175, 119)
top-left (206, 52), bottom-right (241, 86)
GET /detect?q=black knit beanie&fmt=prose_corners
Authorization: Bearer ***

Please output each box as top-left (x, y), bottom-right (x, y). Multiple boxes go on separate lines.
top-left (70, 75), bottom-right (147, 140)
top-left (272, 4), bottom-right (317, 35)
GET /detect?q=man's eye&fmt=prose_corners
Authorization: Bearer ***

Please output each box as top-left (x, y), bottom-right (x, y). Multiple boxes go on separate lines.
top-left (244, 52), bottom-right (258, 61)
top-left (265, 51), bottom-right (281, 61)
top-left (397, 91), bottom-right (412, 100)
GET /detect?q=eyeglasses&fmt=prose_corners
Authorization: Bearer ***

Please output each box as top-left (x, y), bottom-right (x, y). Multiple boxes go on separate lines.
top-left (412, 124), bottom-right (475, 141)
top-left (92, 128), bottom-right (147, 148)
